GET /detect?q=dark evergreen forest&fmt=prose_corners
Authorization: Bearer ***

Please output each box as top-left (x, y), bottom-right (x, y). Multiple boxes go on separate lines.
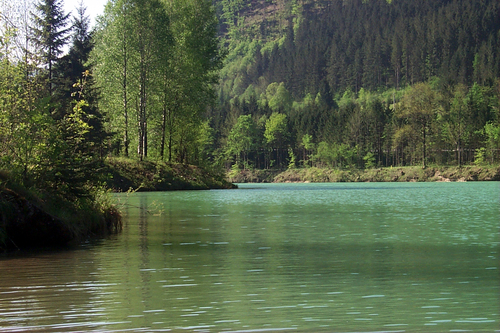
top-left (211, 0), bottom-right (500, 170)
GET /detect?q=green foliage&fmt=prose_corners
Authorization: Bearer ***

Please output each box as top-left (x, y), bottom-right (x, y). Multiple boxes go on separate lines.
top-left (313, 142), bottom-right (358, 169)
top-left (299, 133), bottom-right (314, 166)
top-left (363, 152), bottom-right (377, 169)
top-left (264, 112), bottom-right (288, 146)
top-left (0, 0), bottom-right (124, 247)
top-left (265, 82), bottom-right (292, 112)
top-left (93, 0), bottom-right (222, 163)
top-left (210, 0), bottom-right (500, 172)
top-left (225, 115), bottom-right (257, 167)
top-left (32, 0), bottom-right (71, 94)
top-left (287, 148), bottom-right (296, 169)
top-left (439, 84), bottom-right (468, 165)
top-left (216, 0), bottom-right (500, 106)
top-left (397, 82), bottom-right (437, 168)
top-left (228, 163), bottom-right (240, 179)
top-left (104, 157), bottom-right (234, 191)
top-left (301, 134), bottom-right (314, 151)
top-left (213, 76), bottom-right (499, 171)
top-left (474, 147), bottom-right (487, 166)
top-left (482, 122), bottom-right (500, 163)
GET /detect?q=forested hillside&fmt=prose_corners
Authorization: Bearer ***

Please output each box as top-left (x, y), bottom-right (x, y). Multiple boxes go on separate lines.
top-left (211, 0), bottom-right (500, 169)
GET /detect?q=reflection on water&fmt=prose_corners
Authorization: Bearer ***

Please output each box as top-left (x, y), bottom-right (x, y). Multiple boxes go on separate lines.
top-left (0, 182), bottom-right (499, 332)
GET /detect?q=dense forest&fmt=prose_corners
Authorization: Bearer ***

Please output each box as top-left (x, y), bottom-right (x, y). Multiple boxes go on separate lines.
top-left (0, 0), bottom-right (221, 185)
top-left (211, 0), bottom-right (500, 170)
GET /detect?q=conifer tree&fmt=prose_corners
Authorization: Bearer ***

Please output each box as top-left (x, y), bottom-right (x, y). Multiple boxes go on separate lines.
top-left (55, 3), bottom-right (93, 109)
top-left (60, 3), bottom-right (106, 158)
top-left (31, 0), bottom-right (71, 96)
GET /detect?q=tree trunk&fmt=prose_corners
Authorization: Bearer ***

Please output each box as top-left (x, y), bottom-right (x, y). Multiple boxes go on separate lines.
top-left (422, 126), bottom-right (427, 169)
top-left (168, 128), bottom-right (173, 162)
top-left (122, 26), bottom-right (129, 158)
top-left (137, 26), bottom-right (148, 161)
top-left (136, 97), bottom-right (143, 160)
top-left (161, 105), bottom-right (166, 160)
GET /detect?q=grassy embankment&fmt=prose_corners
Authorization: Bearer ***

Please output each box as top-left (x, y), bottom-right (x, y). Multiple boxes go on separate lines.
top-left (104, 157), bottom-right (236, 192)
top-left (228, 165), bottom-right (500, 183)
top-left (0, 158), bottom-right (235, 252)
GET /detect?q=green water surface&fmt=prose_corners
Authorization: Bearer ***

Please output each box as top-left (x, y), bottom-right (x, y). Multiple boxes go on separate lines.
top-left (0, 182), bottom-right (499, 332)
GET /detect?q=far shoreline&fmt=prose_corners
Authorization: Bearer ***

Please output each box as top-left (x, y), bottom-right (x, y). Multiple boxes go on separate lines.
top-left (227, 165), bottom-right (500, 184)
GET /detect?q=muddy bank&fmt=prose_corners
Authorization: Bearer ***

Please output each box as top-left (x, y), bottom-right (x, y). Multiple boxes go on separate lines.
top-left (0, 178), bottom-right (121, 253)
top-left (0, 187), bottom-right (73, 250)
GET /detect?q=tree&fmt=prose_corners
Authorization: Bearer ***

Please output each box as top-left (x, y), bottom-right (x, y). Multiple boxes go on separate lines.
top-left (264, 112), bottom-right (288, 168)
top-left (31, 0), bottom-right (71, 95)
top-left (0, 15), bottom-right (54, 186)
top-left (160, 0), bottom-right (223, 163)
top-left (93, 0), bottom-right (171, 160)
top-left (398, 82), bottom-right (436, 168)
top-left (53, 3), bottom-right (107, 157)
top-left (93, 0), bottom-right (222, 163)
top-left (47, 76), bottom-right (103, 198)
top-left (93, 0), bottom-right (134, 158)
top-left (267, 82), bottom-right (292, 112)
top-left (465, 83), bottom-right (494, 157)
top-left (55, 2), bottom-right (94, 103)
top-left (483, 122), bottom-right (500, 163)
top-left (440, 84), bottom-right (468, 166)
top-left (300, 133), bottom-right (314, 167)
top-left (225, 115), bottom-right (257, 168)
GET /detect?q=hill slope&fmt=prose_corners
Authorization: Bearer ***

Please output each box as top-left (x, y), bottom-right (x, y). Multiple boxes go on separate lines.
top-left (215, 0), bottom-right (500, 104)
top-left (208, 0), bottom-right (500, 171)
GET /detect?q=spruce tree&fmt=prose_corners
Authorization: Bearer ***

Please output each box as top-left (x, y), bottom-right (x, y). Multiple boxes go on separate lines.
top-left (31, 0), bottom-right (71, 96)
top-left (55, 3), bottom-right (94, 111)
top-left (65, 3), bottom-right (107, 159)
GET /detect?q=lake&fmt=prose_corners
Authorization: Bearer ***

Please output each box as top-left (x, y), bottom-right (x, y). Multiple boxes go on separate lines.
top-left (0, 182), bottom-right (499, 332)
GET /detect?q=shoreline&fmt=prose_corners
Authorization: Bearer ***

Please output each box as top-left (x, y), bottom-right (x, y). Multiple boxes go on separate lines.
top-left (227, 165), bottom-right (500, 183)
top-left (0, 183), bottom-right (121, 253)
top-left (1, 159), bottom-right (234, 253)
top-left (4, 163), bottom-right (497, 252)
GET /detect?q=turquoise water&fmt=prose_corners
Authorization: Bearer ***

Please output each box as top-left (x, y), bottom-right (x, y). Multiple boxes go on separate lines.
top-left (0, 182), bottom-right (499, 332)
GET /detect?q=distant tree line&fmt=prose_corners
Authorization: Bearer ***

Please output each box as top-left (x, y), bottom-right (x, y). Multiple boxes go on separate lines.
top-left (214, 81), bottom-right (499, 170)
top-left (217, 0), bottom-right (500, 101)
top-left (210, 0), bottom-right (500, 170)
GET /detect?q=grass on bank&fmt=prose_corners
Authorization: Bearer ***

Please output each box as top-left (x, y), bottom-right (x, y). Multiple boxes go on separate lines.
top-left (104, 157), bottom-right (236, 191)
